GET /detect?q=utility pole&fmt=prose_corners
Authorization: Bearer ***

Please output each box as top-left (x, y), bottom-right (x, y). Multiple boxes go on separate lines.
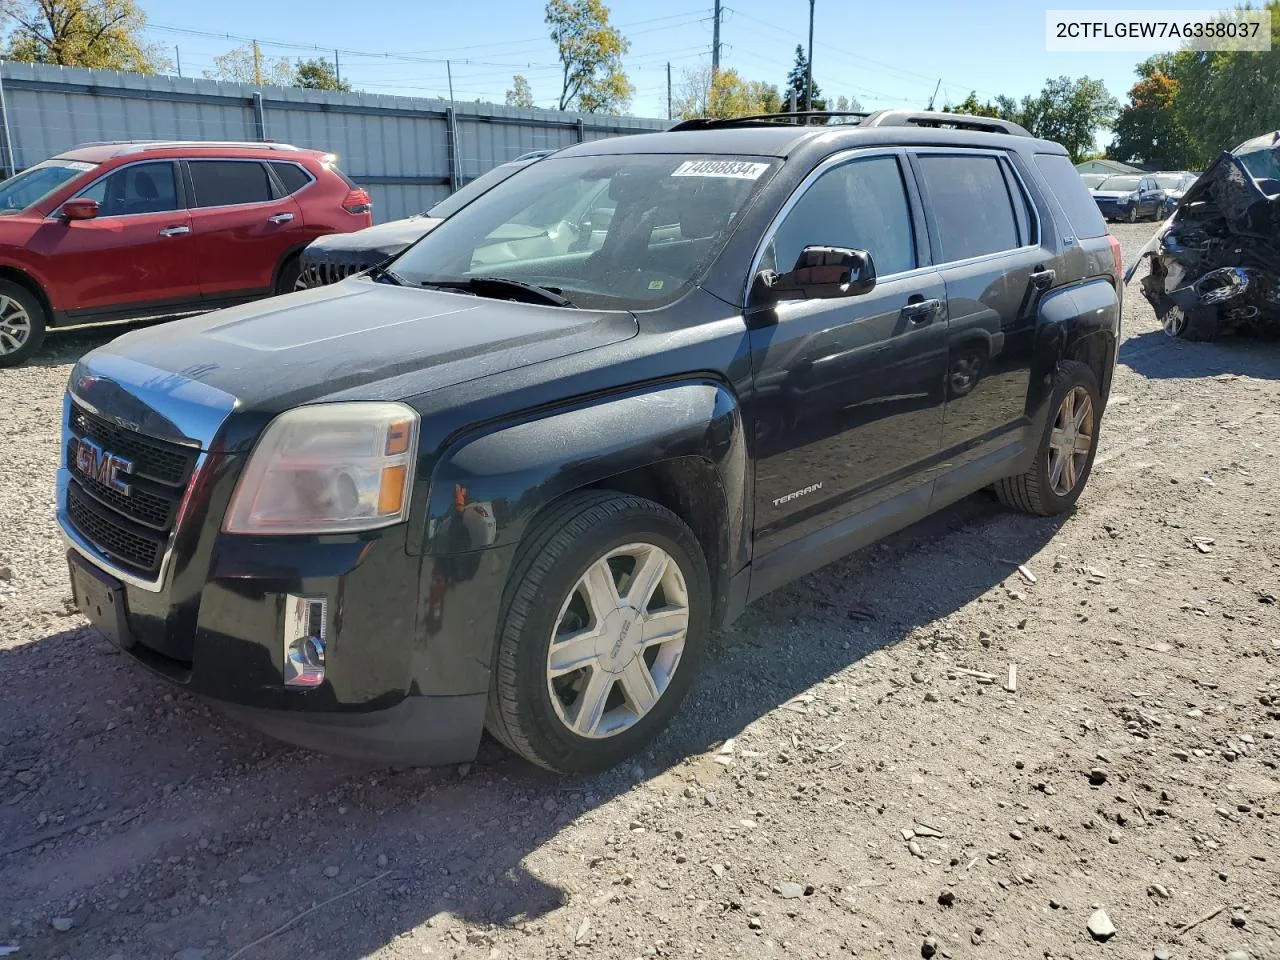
top-left (252, 40), bottom-right (263, 86)
top-left (175, 46), bottom-right (182, 78)
top-left (805, 0), bottom-right (815, 110)
top-left (926, 78), bottom-right (941, 110)
top-left (711, 0), bottom-right (722, 75)
top-left (334, 49), bottom-right (341, 86)
top-left (667, 61), bottom-right (672, 120)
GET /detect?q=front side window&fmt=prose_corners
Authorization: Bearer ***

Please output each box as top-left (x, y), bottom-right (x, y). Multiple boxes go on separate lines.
top-left (766, 154), bottom-right (917, 278)
top-left (188, 161), bottom-right (274, 207)
top-left (916, 154), bottom-right (1023, 262)
top-left (0, 160), bottom-right (96, 214)
top-left (79, 161), bottom-right (179, 216)
top-left (391, 154), bottom-right (779, 310)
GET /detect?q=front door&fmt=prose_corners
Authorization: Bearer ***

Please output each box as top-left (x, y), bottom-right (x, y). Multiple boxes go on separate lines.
top-left (909, 150), bottom-right (1060, 479)
top-left (184, 159), bottom-right (302, 298)
top-left (29, 160), bottom-right (198, 316)
top-left (749, 151), bottom-right (949, 560)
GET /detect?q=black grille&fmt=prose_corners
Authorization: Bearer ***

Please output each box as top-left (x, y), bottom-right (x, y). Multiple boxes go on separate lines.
top-left (300, 260), bottom-right (368, 288)
top-left (71, 405), bottom-right (194, 486)
top-left (65, 403), bottom-right (200, 579)
top-left (67, 483), bottom-right (164, 576)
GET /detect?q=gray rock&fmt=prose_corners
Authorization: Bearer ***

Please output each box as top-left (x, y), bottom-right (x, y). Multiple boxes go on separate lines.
top-left (0, 567), bottom-right (12, 581)
top-left (1109, 830), bottom-right (1122, 844)
top-left (1148, 884), bottom-right (1171, 899)
top-left (911, 671), bottom-right (928, 683)
top-left (1154, 948), bottom-right (1171, 960)
top-left (1088, 768), bottom-right (1108, 786)
top-left (1224, 952), bottom-right (1251, 960)
top-left (704, 791), bottom-right (718, 808)
top-left (747, 917), bottom-right (763, 930)
top-left (239, 873), bottom-right (259, 885)
top-left (924, 691), bottom-right (939, 703)
top-left (1230, 912), bottom-right (1246, 928)
top-left (376, 854), bottom-right (388, 868)
top-left (1087, 909), bottom-right (1116, 941)
top-left (50, 917), bottom-right (74, 932)
top-left (907, 840), bottom-right (923, 858)
top-left (323, 865), bottom-right (340, 878)
top-left (777, 881), bottom-right (804, 900)
top-left (922, 935), bottom-right (938, 958)
top-left (938, 889), bottom-right (955, 907)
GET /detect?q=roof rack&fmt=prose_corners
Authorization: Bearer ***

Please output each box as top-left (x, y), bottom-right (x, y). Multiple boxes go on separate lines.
top-left (668, 111), bottom-right (870, 130)
top-left (667, 109), bottom-right (1032, 138)
top-left (861, 110), bottom-right (1032, 137)
top-left (66, 140), bottom-right (302, 156)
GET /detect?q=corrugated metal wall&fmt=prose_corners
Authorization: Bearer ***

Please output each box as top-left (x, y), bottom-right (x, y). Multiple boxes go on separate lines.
top-left (0, 63), bottom-right (667, 221)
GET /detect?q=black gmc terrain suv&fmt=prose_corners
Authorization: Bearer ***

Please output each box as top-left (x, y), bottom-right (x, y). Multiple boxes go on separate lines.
top-left (60, 111), bottom-right (1121, 775)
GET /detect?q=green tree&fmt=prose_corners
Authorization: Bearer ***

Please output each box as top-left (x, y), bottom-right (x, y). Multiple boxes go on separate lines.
top-left (782, 44), bottom-right (823, 111)
top-left (505, 74), bottom-right (535, 108)
top-left (293, 57), bottom-right (349, 92)
top-left (750, 80), bottom-right (783, 114)
top-left (205, 44), bottom-right (294, 86)
top-left (545, 0), bottom-right (632, 113)
top-left (1107, 55), bottom-right (1195, 168)
top-left (1170, 2), bottom-right (1280, 165)
top-left (946, 90), bottom-right (1019, 120)
top-left (672, 64), bottom-right (784, 120)
top-left (1, 0), bottom-right (169, 73)
top-left (1017, 76), bottom-right (1119, 161)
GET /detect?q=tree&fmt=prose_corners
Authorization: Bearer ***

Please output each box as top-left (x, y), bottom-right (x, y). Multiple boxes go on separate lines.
top-left (1018, 76), bottom-right (1119, 162)
top-left (505, 74), bottom-right (535, 108)
top-left (672, 64), bottom-right (783, 120)
top-left (782, 45), bottom-right (823, 111)
top-left (545, 0), bottom-right (632, 113)
top-left (946, 90), bottom-right (1020, 120)
top-left (1, 0), bottom-right (169, 73)
top-left (1170, 2), bottom-right (1280, 166)
top-left (205, 44), bottom-right (294, 86)
top-left (1107, 55), bottom-right (1195, 168)
top-left (293, 57), bottom-right (349, 92)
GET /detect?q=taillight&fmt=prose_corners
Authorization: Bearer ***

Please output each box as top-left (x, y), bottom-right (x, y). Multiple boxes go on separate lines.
top-left (1107, 234), bottom-right (1123, 278)
top-left (342, 189), bottom-right (371, 215)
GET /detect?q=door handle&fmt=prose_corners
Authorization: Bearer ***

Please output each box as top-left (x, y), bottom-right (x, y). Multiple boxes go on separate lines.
top-left (158, 225), bottom-right (190, 237)
top-left (268, 212), bottom-right (294, 224)
top-left (901, 298), bottom-right (940, 324)
top-left (1029, 268), bottom-right (1056, 290)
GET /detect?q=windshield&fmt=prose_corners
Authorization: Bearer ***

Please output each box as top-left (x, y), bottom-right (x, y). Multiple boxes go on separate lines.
top-left (1237, 145), bottom-right (1280, 184)
top-left (1098, 176), bottom-right (1141, 192)
top-left (1154, 174), bottom-right (1185, 189)
top-left (1080, 174), bottom-right (1106, 187)
top-left (392, 154), bottom-right (779, 310)
top-left (425, 160), bottom-right (535, 220)
top-left (0, 159), bottom-right (95, 213)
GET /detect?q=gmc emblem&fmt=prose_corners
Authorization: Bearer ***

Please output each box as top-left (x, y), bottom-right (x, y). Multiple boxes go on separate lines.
top-left (73, 438), bottom-right (134, 496)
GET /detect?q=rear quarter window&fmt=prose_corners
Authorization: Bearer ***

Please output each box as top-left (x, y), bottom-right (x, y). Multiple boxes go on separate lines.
top-left (271, 162), bottom-right (313, 195)
top-left (1033, 154), bottom-right (1108, 239)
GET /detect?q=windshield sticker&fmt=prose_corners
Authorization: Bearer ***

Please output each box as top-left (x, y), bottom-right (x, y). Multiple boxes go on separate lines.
top-left (648, 279), bottom-right (665, 290)
top-left (63, 161), bottom-right (95, 171)
top-left (671, 160), bottom-right (769, 180)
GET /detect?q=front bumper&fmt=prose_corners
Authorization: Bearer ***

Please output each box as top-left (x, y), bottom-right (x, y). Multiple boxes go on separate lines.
top-left (59, 459), bottom-right (515, 765)
top-left (1094, 198), bottom-right (1134, 220)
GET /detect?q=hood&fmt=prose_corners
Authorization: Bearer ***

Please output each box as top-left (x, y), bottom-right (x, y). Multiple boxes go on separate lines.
top-left (1175, 151), bottom-right (1280, 239)
top-left (303, 216), bottom-right (442, 266)
top-left (1093, 190), bottom-right (1135, 200)
top-left (74, 279), bottom-right (638, 441)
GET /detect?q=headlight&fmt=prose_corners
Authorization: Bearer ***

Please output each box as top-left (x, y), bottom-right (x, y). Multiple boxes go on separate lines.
top-left (224, 402), bottom-right (419, 535)
top-left (1127, 192), bottom-right (1139, 202)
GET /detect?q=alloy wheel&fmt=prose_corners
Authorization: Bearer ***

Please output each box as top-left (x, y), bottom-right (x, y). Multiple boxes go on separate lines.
top-left (1047, 385), bottom-right (1094, 497)
top-left (546, 542), bottom-right (689, 740)
top-left (1163, 307), bottom-right (1187, 338)
top-left (0, 295), bottom-right (31, 356)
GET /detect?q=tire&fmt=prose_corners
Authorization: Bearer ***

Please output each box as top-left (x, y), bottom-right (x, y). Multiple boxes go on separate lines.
top-left (1127, 206), bottom-right (1138, 223)
top-left (274, 255), bottom-right (303, 295)
top-left (0, 280), bottom-right (48, 369)
top-left (1162, 304), bottom-right (1220, 341)
top-left (485, 490), bottom-right (711, 775)
top-left (994, 360), bottom-right (1101, 517)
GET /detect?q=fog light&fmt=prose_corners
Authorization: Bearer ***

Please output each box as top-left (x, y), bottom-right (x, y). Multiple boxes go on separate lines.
top-left (284, 594), bottom-right (327, 688)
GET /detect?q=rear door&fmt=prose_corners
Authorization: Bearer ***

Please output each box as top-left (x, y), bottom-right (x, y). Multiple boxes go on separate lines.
top-left (750, 150), bottom-right (949, 560)
top-left (909, 150), bottom-right (1061, 484)
top-left (184, 159), bottom-right (302, 298)
top-left (30, 159), bottom-right (199, 316)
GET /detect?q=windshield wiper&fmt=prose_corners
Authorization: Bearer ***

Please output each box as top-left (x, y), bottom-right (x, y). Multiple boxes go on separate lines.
top-left (422, 276), bottom-right (576, 308)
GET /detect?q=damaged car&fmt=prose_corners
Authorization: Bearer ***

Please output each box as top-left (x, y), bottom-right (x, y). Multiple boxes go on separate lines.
top-left (1129, 132), bottom-right (1280, 341)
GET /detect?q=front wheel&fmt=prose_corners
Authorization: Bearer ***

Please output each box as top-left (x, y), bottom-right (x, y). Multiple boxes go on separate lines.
top-left (994, 361), bottom-right (1101, 516)
top-left (485, 491), bottom-right (711, 775)
top-left (1127, 206), bottom-right (1138, 223)
top-left (0, 281), bottom-right (48, 368)
top-left (274, 255), bottom-right (303, 295)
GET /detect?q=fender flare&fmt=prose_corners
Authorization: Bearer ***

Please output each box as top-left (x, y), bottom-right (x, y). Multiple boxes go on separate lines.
top-left (421, 379), bottom-right (749, 567)
top-left (1030, 279), bottom-right (1119, 415)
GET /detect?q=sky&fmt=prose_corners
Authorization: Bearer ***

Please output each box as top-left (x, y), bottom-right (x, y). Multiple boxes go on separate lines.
top-left (136, 0), bottom-right (1227, 121)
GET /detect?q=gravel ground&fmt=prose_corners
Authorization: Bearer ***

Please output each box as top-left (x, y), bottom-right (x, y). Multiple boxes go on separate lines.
top-left (1, 222), bottom-right (1276, 960)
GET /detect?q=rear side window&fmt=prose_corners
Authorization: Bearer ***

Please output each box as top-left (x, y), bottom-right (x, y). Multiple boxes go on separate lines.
top-left (270, 162), bottom-right (313, 195)
top-left (915, 154), bottom-right (1022, 262)
top-left (1033, 153), bottom-right (1108, 239)
top-left (188, 161), bottom-right (274, 207)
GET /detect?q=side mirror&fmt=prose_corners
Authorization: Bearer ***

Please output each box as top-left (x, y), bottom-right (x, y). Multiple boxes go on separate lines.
top-left (754, 245), bottom-right (876, 305)
top-left (61, 198), bottom-right (100, 221)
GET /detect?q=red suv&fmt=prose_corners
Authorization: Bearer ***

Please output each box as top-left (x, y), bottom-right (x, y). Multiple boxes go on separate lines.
top-left (0, 141), bottom-right (372, 366)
